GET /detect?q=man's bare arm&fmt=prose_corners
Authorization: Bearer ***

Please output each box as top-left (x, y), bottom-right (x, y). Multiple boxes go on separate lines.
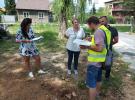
top-left (80, 43), bottom-right (103, 52)
top-left (113, 36), bottom-right (118, 45)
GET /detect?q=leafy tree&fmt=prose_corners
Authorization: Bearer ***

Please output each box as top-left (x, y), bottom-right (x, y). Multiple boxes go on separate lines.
top-left (124, 0), bottom-right (135, 17)
top-left (96, 7), bottom-right (107, 16)
top-left (53, 0), bottom-right (92, 39)
top-left (4, 0), bottom-right (16, 15)
top-left (89, 3), bottom-right (96, 15)
top-left (78, 0), bottom-right (92, 23)
top-left (79, 0), bottom-right (87, 23)
top-left (91, 3), bottom-right (96, 15)
top-left (0, 8), bottom-right (6, 15)
top-left (52, 0), bottom-right (73, 39)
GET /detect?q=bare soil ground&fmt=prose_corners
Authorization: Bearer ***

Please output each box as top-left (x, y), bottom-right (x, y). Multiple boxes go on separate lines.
top-left (122, 74), bottom-right (135, 100)
top-left (0, 50), bottom-right (135, 100)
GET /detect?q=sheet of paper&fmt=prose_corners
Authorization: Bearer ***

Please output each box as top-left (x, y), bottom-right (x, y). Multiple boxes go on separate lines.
top-left (32, 36), bottom-right (44, 41)
top-left (73, 39), bottom-right (92, 46)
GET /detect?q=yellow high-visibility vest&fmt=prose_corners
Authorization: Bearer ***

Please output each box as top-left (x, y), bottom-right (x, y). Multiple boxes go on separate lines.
top-left (88, 25), bottom-right (111, 62)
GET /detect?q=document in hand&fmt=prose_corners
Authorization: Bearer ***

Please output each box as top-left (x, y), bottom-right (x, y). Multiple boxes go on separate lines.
top-left (73, 39), bottom-right (92, 46)
top-left (32, 36), bottom-right (44, 41)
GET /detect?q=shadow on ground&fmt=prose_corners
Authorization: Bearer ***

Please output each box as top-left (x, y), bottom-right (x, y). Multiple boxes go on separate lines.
top-left (122, 52), bottom-right (135, 56)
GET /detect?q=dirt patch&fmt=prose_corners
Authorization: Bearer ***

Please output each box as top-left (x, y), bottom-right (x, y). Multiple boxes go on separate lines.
top-left (122, 74), bottom-right (135, 100)
top-left (0, 51), bottom-right (87, 100)
top-left (0, 51), bottom-right (135, 100)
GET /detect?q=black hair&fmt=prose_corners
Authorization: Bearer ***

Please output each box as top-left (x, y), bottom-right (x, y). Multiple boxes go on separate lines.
top-left (87, 16), bottom-right (100, 25)
top-left (20, 18), bottom-right (32, 39)
top-left (99, 16), bottom-right (108, 20)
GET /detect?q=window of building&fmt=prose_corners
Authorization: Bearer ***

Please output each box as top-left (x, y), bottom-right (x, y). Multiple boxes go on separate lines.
top-left (38, 12), bottom-right (45, 19)
top-left (23, 12), bottom-right (30, 18)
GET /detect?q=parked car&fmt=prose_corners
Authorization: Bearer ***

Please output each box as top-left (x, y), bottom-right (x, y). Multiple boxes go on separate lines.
top-left (0, 24), bottom-right (10, 39)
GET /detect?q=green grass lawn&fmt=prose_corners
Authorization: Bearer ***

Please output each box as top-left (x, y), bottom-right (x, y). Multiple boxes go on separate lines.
top-left (0, 39), bottom-right (19, 54)
top-left (114, 26), bottom-right (131, 32)
top-left (0, 23), bottom-right (64, 54)
top-left (7, 23), bottom-right (59, 35)
top-left (3, 23), bottom-right (133, 54)
top-left (81, 25), bottom-right (132, 35)
top-left (101, 59), bottom-right (128, 95)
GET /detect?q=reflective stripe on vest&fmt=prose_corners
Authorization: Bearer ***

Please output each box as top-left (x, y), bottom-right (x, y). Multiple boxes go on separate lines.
top-left (88, 25), bottom-right (111, 62)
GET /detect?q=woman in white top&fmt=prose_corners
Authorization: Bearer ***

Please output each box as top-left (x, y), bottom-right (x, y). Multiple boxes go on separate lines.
top-left (65, 18), bottom-right (85, 76)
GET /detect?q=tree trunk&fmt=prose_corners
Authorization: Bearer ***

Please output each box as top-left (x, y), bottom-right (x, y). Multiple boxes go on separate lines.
top-left (58, 12), bottom-right (67, 39)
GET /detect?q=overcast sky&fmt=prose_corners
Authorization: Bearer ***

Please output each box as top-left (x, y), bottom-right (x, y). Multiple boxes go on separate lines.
top-left (96, 0), bottom-right (111, 7)
top-left (0, 0), bottom-right (4, 7)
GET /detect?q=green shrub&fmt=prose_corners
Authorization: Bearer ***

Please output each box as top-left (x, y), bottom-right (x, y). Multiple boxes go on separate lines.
top-left (124, 16), bottom-right (130, 24)
top-left (81, 25), bottom-right (93, 36)
top-left (0, 28), bottom-right (9, 39)
top-left (82, 27), bottom-right (92, 36)
top-left (108, 16), bottom-right (116, 24)
top-left (115, 26), bottom-right (131, 32)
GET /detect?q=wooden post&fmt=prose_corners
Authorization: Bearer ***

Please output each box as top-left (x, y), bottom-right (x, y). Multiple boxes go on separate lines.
top-left (130, 16), bottom-right (134, 35)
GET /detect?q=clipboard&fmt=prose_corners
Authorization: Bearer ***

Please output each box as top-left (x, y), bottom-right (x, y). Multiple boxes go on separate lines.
top-left (73, 39), bottom-right (92, 46)
top-left (32, 36), bottom-right (44, 41)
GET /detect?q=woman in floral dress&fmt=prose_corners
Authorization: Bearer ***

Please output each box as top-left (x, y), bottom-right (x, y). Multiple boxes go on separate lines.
top-left (16, 18), bottom-right (45, 78)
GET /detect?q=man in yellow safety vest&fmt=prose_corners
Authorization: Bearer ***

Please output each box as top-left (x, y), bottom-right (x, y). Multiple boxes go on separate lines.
top-left (80, 16), bottom-right (111, 100)
top-left (99, 16), bottom-right (118, 80)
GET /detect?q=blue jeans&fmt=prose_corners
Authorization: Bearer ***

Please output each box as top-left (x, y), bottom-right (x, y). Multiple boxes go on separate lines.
top-left (86, 65), bottom-right (102, 88)
top-left (67, 49), bottom-right (80, 70)
top-left (105, 53), bottom-right (113, 79)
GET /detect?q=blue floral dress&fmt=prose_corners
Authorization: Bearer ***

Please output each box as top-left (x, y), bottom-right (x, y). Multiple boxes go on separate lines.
top-left (16, 28), bottom-right (39, 56)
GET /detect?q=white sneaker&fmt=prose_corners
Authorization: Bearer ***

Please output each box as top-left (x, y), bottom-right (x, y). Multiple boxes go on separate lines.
top-left (74, 70), bottom-right (78, 75)
top-left (67, 70), bottom-right (71, 75)
top-left (38, 69), bottom-right (46, 74)
top-left (28, 72), bottom-right (34, 78)
top-left (74, 70), bottom-right (78, 80)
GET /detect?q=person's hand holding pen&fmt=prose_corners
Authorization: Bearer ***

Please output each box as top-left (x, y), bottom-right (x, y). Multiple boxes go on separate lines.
top-left (80, 36), bottom-right (92, 49)
top-left (80, 45), bottom-right (90, 49)
top-left (85, 36), bottom-right (92, 42)
top-left (24, 40), bottom-right (32, 43)
top-left (16, 39), bottom-right (32, 43)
